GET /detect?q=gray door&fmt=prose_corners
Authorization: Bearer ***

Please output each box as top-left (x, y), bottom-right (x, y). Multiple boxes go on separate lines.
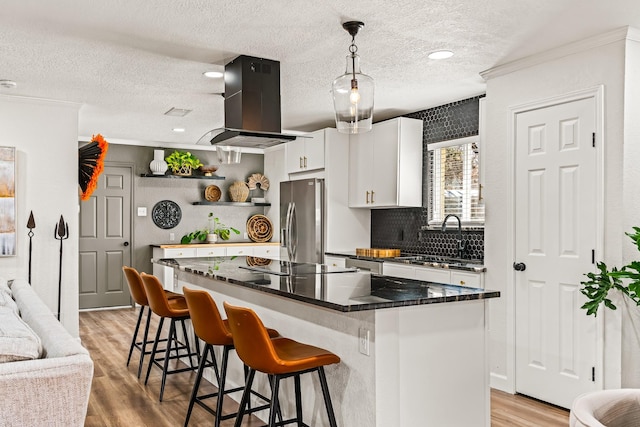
top-left (79, 164), bottom-right (132, 309)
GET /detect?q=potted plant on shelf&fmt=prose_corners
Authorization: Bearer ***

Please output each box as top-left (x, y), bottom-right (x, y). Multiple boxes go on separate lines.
top-left (207, 213), bottom-right (240, 242)
top-left (180, 213), bottom-right (240, 244)
top-left (165, 150), bottom-right (203, 176)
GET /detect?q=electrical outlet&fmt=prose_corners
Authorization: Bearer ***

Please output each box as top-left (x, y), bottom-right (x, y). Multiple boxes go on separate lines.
top-left (358, 327), bottom-right (370, 356)
top-left (244, 232), bottom-right (249, 240)
top-left (137, 207), bottom-right (147, 216)
top-left (169, 232), bottom-right (175, 241)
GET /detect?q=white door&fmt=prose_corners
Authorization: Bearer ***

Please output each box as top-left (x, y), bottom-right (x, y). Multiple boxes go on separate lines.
top-left (514, 96), bottom-right (598, 408)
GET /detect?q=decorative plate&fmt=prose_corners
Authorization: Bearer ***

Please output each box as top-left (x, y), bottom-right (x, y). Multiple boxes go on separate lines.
top-left (204, 185), bottom-right (221, 202)
top-left (151, 200), bottom-right (182, 229)
top-left (246, 214), bottom-right (274, 243)
top-left (246, 256), bottom-right (273, 267)
top-left (247, 173), bottom-right (270, 190)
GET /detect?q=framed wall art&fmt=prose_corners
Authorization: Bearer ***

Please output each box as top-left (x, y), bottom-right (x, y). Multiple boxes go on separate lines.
top-left (0, 147), bottom-right (15, 256)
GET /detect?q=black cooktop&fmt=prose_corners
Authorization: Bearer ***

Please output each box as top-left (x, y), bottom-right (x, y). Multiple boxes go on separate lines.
top-left (239, 261), bottom-right (357, 276)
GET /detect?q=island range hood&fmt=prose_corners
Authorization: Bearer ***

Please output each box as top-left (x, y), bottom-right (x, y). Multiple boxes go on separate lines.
top-left (198, 55), bottom-right (300, 149)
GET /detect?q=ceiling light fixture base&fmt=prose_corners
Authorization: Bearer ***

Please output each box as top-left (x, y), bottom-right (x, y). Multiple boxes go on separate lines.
top-left (342, 21), bottom-right (364, 38)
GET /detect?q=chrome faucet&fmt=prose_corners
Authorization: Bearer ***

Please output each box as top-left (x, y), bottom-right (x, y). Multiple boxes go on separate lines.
top-left (441, 214), bottom-right (465, 259)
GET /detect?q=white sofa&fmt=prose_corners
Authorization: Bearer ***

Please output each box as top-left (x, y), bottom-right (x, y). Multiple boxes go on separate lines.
top-left (570, 389), bottom-right (640, 427)
top-left (0, 279), bottom-right (93, 427)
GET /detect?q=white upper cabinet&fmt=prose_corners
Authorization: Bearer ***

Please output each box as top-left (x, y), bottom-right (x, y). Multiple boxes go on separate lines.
top-left (348, 117), bottom-right (423, 208)
top-left (286, 129), bottom-right (325, 173)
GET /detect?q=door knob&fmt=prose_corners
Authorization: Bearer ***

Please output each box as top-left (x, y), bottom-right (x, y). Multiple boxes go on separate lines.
top-left (513, 262), bottom-right (526, 271)
top-left (123, 241), bottom-right (130, 247)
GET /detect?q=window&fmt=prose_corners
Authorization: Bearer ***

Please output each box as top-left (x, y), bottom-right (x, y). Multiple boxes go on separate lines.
top-left (427, 136), bottom-right (484, 225)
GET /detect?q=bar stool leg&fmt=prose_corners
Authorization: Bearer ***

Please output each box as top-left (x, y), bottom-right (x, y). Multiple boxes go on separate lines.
top-left (184, 344), bottom-right (211, 427)
top-left (178, 318), bottom-right (197, 368)
top-left (213, 346), bottom-right (231, 427)
top-left (294, 374), bottom-right (303, 426)
top-left (127, 305), bottom-right (145, 366)
top-left (268, 375), bottom-right (281, 427)
top-left (137, 306), bottom-right (153, 378)
top-left (234, 368), bottom-right (256, 427)
top-left (145, 316), bottom-right (165, 385)
top-left (159, 319), bottom-right (177, 402)
top-left (318, 367), bottom-right (338, 427)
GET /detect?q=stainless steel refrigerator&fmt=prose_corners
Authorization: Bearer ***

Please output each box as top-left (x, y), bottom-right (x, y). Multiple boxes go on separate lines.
top-left (280, 178), bottom-right (324, 263)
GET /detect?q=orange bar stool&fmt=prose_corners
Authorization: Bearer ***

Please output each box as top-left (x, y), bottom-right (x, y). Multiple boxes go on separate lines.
top-left (122, 266), bottom-right (182, 378)
top-left (140, 273), bottom-right (200, 401)
top-left (182, 287), bottom-right (280, 427)
top-left (224, 302), bottom-right (341, 427)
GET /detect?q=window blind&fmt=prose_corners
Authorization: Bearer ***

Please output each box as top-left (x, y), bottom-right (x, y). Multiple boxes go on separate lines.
top-left (428, 137), bottom-right (484, 224)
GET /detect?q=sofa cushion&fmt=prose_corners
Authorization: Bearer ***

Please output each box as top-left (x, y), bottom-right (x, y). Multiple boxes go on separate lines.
top-left (0, 288), bottom-right (19, 314)
top-left (0, 305), bottom-right (43, 362)
top-left (0, 277), bottom-right (10, 295)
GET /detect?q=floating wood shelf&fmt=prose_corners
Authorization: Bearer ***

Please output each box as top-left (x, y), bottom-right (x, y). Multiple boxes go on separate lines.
top-left (192, 201), bottom-right (271, 207)
top-left (140, 173), bottom-right (226, 180)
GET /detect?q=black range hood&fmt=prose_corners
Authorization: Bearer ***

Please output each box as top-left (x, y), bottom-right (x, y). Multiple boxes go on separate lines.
top-left (199, 55), bottom-right (301, 148)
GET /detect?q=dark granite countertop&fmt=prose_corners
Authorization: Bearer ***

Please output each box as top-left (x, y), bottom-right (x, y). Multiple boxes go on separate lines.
top-left (153, 256), bottom-right (499, 312)
top-left (325, 251), bottom-right (486, 272)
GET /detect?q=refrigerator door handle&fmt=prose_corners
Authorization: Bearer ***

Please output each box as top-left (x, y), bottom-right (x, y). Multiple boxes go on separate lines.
top-left (290, 202), bottom-right (297, 261)
top-left (283, 202), bottom-right (292, 258)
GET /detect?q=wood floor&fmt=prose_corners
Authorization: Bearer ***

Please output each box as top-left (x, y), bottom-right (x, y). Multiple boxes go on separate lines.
top-left (80, 308), bottom-right (570, 426)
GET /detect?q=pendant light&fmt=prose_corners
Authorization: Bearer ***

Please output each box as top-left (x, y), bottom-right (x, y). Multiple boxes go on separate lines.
top-left (332, 21), bottom-right (374, 134)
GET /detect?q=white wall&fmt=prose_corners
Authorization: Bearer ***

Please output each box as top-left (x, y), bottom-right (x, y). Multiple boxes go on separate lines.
top-left (0, 95), bottom-right (80, 336)
top-left (482, 28), bottom-right (637, 391)
top-left (621, 36), bottom-right (640, 386)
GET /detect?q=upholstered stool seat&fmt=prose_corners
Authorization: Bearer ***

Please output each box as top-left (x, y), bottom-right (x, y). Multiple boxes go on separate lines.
top-left (122, 266), bottom-right (183, 378)
top-left (224, 302), bottom-right (340, 427)
top-left (182, 287), bottom-right (280, 427)
top-left (140, 273), bottom-right (200, 401)
top-left (570, 389), bottom-right (640, 427)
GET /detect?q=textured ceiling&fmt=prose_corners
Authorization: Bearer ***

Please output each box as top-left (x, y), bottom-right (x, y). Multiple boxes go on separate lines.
top-left (0, 0), bottom-right (639, 147)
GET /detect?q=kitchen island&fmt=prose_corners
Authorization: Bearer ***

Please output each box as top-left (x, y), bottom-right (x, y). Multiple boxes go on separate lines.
top-left (154, 256), bottom-right (499, 427)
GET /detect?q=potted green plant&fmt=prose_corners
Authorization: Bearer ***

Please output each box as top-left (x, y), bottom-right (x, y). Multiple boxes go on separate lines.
top-left (165, 150), bottom-right (203, 176)
top-left (207, 213), bottom-right (240, 242)
top-left (580, 227), bottom-right (640, 316)
top-left (180, 213), bottom-right (240, 244)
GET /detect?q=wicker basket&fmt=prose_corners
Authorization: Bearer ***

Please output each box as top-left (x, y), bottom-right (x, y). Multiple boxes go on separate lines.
top-left (246, 214), bottom-right (274, 242)
top-left (204, 185), bottom-right (221, 202)
top-left (229, 181), bottom-right (249, 202)
top-left (173, 164), bottom-right (192, 176)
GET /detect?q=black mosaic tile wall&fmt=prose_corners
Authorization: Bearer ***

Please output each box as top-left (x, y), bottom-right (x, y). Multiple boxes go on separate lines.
top-left (370, 95), bottom-right (485, 260)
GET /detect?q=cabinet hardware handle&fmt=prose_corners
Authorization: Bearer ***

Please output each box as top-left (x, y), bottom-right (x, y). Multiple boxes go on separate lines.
top-left (479, 184), bottom-right (483, 202)
top-left (371, 190), bottom-right (375, 203)
top-left (366, 191), bottom-right (370, 204)
top-left (460, 280), bottom-right (466, 285)
top-left (304, 156), bottom-right (307, 168)
top-left (299, 157), bottom-right (303, 168)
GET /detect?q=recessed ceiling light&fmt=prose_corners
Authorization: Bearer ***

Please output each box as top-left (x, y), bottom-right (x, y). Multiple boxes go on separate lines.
top-left (428, 50), bottom-right (454, 60)
top-left (164, 107), bottom-right (192, 117)
top-left (203, 71), bottom-right (224, 79)
top-left (172, 128), bottom-right (186, 133)
top-left (0, 80), bottom-right (17, 89)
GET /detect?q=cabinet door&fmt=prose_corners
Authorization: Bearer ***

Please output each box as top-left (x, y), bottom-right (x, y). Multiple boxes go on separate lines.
top-left (285, 139), bottom-right (306, 173)
top-left (253, 245), bottom-right (280, 259)
top-left (382, 263), bottom-right (415, 279)
top-left (450, 271), bottom-right (483, 288)
top-left (371, 120), bottom-right (400, 207)
top-left (414, 266), bottom-right (450, 284)
top-left (348, 132), bottom-right (374, 207)
top-left (227, 246), bottom-right (254, 256)
top-left (196, 247), bottom-right (226, 257)
top-left (324, 255), bottom-right (347, 268)
top-left (303, 130), bottom-right (325, 171)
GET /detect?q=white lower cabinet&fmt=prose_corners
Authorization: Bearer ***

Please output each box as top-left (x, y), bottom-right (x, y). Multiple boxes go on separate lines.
top-left (324, 255), bottom-right (347, 268)
top-left (414, 267), bottom-right (451, 284)
top-left (382, 262), bottom-right (484, 288)
top-left (152, 244), bottom-right (280, 290)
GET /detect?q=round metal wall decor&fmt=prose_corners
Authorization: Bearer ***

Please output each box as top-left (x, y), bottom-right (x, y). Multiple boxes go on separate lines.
top-left (151, 200), bottom-right (182, 229)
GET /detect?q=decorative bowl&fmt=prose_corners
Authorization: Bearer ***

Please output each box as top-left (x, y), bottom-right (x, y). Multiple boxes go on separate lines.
top-left (199, 165), bottom-right (219, 176)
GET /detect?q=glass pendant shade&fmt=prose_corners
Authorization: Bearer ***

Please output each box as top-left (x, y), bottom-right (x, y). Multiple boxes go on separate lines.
top-left (332, 53), bottom-right (374, 134)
